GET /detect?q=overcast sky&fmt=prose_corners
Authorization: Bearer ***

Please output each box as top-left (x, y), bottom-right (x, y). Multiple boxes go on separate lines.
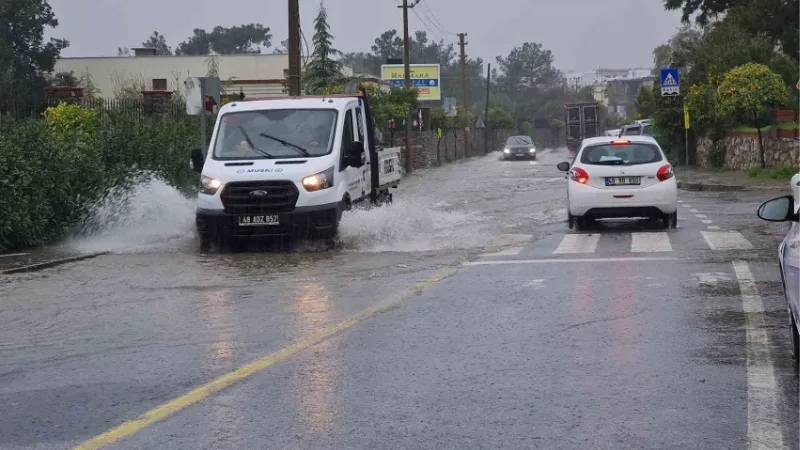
top-left (47, 0), bottom-right (683, 72)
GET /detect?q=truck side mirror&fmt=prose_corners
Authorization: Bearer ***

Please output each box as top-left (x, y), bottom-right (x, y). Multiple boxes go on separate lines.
top-left (190, 148), bottom-right (204, 173)
top-left (344, 141), bottom-right (365, 167)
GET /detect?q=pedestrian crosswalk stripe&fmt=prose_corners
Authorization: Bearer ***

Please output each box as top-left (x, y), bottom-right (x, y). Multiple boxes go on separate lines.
top-left (553, 234), bottom-right (600, 254)
top-left (701, 231), bottom-right (754, 250)
top-left (631, 232), bottom-right (672, 252)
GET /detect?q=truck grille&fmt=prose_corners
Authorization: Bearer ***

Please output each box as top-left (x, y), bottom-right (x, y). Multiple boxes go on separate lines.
top-left (220, 180), bottom-right (299, 214)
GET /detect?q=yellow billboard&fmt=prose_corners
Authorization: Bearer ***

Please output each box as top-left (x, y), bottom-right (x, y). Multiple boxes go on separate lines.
top-left (380, 64), bottom-right (441, 101)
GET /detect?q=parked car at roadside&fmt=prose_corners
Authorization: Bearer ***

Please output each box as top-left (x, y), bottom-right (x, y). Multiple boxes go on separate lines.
top-left (756, 171), bottom-right (800, 367)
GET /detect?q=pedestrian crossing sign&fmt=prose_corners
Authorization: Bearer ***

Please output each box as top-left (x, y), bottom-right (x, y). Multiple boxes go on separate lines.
top-left (660, 68), bottom-right (680, 96)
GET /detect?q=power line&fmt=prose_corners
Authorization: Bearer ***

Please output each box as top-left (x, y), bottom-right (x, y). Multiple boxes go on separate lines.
top-left (418, 0), bottom-right (456, 36)
top-left (410, 7), bottom-right (446, 42)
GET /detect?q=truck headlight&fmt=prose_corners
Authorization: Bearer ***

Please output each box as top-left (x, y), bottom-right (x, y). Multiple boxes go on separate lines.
top-left (200, 175), bottom-right (222, 195)
top-left (301, 166), bottom-right (334, 192)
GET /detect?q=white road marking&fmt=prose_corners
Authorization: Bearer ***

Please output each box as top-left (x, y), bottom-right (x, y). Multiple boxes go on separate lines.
top-left (732, 261), bottom-right (784, 449)
top-left (546, 177), bottom-right (564, 182)
top-left (707, 225), bottom-right (721, 230)
top-left (630, 232), bottom-right (672, 252)
top-left (690, 209), bottom-right (699, 213)
top-left (677, 200), bottom-right (683, 203)
top-left (702, 219), bottom-right (713, 224)
top-left (480, 247), bottom-right (524, 257)
top-left (683, 204), bottom-right (692, 208)
top-left (695, 214), bottom-right (707, 218)
top-left (464, 256), bottom-right (680, 266)
top-left (701, 231), bottom-right (753, 250)
top-left (0, 253), bottom-right (28, 258)
top-left (553, 234), bottom-right (600, 254)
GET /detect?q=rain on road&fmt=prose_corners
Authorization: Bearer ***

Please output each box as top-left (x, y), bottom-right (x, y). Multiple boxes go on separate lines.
top-left (0, 148), bottom-right (798, 449)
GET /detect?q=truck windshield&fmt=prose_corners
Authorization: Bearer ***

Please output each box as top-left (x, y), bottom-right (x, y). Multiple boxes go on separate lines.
top-left (213, 109), bottom-right (337, 160)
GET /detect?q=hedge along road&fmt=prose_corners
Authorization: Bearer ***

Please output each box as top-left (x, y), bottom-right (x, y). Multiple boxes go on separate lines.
top-left (1, 147), bottom-right (798, 449)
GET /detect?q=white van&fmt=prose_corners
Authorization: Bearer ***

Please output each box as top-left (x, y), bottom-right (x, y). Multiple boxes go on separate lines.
top-left (189, 93), bottom-right (401, 247)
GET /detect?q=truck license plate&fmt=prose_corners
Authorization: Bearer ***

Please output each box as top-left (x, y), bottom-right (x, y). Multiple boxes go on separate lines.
top-left (238, 214), bottom-right (279, 226)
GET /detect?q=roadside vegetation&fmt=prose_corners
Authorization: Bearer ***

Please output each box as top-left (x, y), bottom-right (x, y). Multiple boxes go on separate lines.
top-left (648, 0), bottom-right (798, 167)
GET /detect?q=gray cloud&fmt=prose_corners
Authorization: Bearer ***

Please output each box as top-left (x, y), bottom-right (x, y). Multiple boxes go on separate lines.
top-left (47, 0), bottom-right (683, 71)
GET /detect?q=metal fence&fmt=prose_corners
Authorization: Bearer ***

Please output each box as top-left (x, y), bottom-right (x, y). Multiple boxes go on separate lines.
top-left (0, 97), bottom-right (189, 121)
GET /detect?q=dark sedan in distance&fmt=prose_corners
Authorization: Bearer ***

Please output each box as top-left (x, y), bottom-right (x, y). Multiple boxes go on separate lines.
top-left (502, 135), bottom-right (537, 160)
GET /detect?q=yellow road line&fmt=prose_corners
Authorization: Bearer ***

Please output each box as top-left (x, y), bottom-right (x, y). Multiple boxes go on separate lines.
top-left (74, 267), bottom-right (457, 450)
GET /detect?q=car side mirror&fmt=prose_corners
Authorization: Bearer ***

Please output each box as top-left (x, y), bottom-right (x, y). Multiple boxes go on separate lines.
top-left (344, 141), bottom-right (365, 167)
top-left (556, 161), bottom-right (571, 172)
top-left (757, 195), bottom-right (797, 222)
top-left (190, 148), bottom-right (204, 173)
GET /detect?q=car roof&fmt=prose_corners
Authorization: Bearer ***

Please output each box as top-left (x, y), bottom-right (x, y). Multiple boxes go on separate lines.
top-left (220, 96), bottom-right (357, 113)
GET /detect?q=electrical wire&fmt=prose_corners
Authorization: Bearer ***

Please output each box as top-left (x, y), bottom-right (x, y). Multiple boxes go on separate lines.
top-left (418, 0), bottom-right (456, 37)
top-left (410, 7), bottom-right (446, 43)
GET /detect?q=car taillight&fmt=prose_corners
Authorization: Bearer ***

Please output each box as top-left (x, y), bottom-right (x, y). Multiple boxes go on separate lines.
top-left (657, 164), bottom-right (674, 181)
top-left (569, 168), bottom-right (589, 184)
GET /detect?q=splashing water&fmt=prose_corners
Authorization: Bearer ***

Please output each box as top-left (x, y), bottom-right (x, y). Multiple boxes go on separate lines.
top-left (63, 173), bottom-right (196, 254)
top-left (337, 196), bottom-right (492, 253)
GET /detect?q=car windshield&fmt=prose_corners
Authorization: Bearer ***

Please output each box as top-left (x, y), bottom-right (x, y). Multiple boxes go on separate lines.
top-left (580, 142), bottom-right (663, 165)
top-left (506, 136), bottom-right (533, 145)
top-left (212, 109), bottom-right (337, 160)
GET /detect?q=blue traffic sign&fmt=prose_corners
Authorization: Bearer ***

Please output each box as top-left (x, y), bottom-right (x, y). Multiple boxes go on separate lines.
top-left (660, 68), bottom-right (680, 96)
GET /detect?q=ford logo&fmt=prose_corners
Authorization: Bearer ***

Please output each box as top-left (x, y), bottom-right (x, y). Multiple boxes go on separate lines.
top-left (249, 190), bottom-right (268, 197)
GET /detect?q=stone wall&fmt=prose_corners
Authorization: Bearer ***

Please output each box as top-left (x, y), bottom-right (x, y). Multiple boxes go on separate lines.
top-left (695, 132), bottom-right (800, 169)
top-left (384, 129), bottom-right (557, 170)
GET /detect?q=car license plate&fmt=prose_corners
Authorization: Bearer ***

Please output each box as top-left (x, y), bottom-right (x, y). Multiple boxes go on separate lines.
top-left (238, 214), bottom-right (279, 226)
top-left (605, 176), bottom-right (641, 186)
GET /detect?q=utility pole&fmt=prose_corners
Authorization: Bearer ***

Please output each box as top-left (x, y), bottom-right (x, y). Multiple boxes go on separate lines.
top-left (399, 0), bottom-right (420, 174)
top-left (287, 0), bottom-right (301, 96)
top-left (458, 33), bottom-right (468, 110)
top-left (484, 63), bottom-right (491, 153)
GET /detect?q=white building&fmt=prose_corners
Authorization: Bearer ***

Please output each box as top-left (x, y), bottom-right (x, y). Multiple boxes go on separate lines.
top-left (54, 49), bottom-right (354, 99)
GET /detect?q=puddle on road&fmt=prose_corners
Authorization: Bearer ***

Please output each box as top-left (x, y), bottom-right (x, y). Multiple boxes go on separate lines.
top-left (58, 173), bottom-right (496, 256)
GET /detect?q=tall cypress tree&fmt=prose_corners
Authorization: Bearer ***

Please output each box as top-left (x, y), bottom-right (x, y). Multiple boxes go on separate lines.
top-left (303, 1), bottom-right (343, 93)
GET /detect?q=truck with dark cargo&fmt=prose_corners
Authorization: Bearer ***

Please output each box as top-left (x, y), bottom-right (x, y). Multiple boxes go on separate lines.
top-left (564, 102), bottom-right (603, 153)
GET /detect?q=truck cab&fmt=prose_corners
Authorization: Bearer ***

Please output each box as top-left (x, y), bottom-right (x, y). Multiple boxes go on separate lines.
top-left (189, 94), bottom-right (400, 247)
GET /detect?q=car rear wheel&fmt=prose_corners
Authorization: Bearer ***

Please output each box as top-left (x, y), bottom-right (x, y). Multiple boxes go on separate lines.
top-left (662, 211), bottom-right (677, 229)
top-left (791, 314), bottom-right (800, 368)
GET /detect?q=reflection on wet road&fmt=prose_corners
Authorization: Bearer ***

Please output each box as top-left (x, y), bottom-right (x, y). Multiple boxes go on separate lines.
top-left (0, 149), bottom-right (797, 449)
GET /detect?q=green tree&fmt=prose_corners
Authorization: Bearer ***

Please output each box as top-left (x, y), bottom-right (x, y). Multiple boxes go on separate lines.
top-left (634, 86), bottom-right (655, 118)
top-left (303, 2), bottom-right (344, 94)
top-left (0, 0), bottom-right (69, 103)
top-left (175, 24), bottom-right (272, 55)
top-left (488, 108), bottom-right (514, 129)
top-left (715, 63), bottom-right (788, 168)
top-left (519, 121), bottom-right (533, 135)
top-left (142, 31), bottom-right (172, 55)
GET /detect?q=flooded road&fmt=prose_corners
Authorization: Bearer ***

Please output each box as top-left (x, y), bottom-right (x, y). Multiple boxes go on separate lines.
top-left (1, 148), bottom-right (797, 449)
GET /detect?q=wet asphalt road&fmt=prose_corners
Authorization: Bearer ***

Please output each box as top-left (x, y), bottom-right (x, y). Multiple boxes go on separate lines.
top-left (0, 148), bottom-right (798, 449)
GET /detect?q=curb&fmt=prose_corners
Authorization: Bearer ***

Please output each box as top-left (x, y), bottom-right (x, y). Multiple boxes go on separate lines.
top-left (1, 252), bottom-right (109, 275)
top-left (678, 181), bottom-right (745, 192)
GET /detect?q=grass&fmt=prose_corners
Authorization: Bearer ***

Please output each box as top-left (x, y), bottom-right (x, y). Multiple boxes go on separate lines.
top-left (746, 167), bottom-right (798, 180)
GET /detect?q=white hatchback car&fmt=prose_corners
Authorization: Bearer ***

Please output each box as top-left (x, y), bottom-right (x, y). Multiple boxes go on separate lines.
top-left (556, 136), bottom-right (678, 230)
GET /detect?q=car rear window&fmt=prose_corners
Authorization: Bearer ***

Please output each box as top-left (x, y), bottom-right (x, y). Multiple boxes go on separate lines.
top-left (622, 126), bottom-right (641, 135)
top-left (580, 142), bottom-right (663, 165)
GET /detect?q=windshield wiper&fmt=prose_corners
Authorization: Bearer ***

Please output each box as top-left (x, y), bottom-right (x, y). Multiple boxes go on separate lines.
top-left (238, 126), bottom-right (274, 158)
top-left (260, 133), bottom-right (311, 157)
